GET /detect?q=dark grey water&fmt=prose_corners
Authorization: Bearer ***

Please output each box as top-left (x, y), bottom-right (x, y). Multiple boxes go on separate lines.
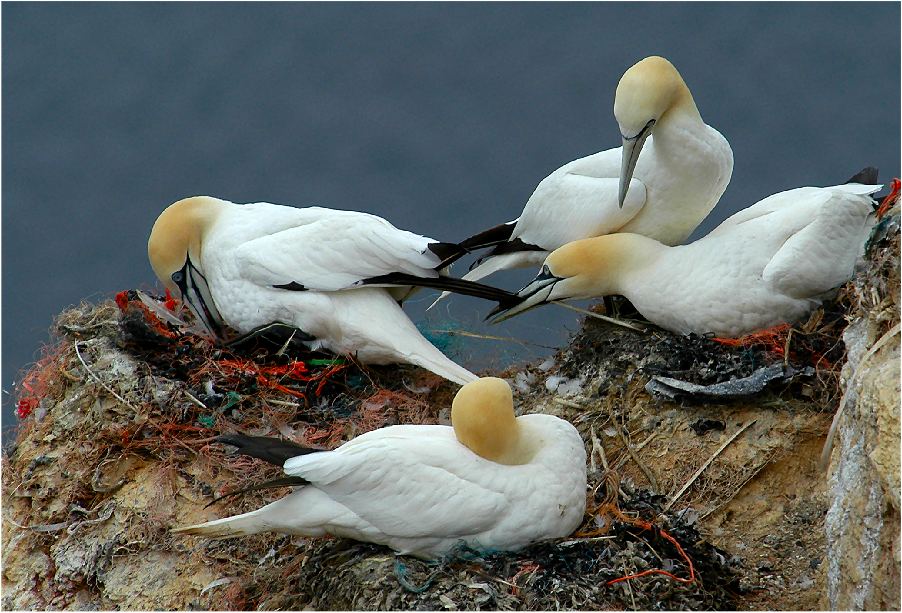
top-left (3, 3), bottom-right (899, 440)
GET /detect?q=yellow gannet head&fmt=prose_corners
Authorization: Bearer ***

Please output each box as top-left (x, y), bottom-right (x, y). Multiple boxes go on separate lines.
top-left (452, 377), bottom-right (533, 465)
top-left (613, 56), bottom-right (699, 207)
top-left (147, 196), bottom-right (227, 337)
top-left (487, 234), bottom-right (658, 323)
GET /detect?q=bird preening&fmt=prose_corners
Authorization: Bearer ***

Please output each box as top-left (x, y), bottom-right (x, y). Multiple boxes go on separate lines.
top-left (148, 55), bottom-right (897, 558)
top-left (428, 55), bottom-right (733, 309)
top-left (147, 195), bottom-right (524, 385)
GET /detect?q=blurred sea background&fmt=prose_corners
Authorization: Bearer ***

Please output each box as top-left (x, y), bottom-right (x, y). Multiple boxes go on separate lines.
top-left (3, 3), bottom-right (899, 442)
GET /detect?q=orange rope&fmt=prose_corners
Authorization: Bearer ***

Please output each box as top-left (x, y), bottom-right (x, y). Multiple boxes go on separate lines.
top-left (877, 178), bottom-right (900, 219)
top-left (117, 291), bottom-right (348, 400)
top-left (579, 472), bottom-right (697, 587)
top-left (214, 358), bottom-right (313, 399)
top-left (163, 288), bottom-right (179, 311)
top-left (115, 290), bottom-right (179, 339)
top-left (15, 344), bottom-right (66, 419)
top-left (711, 323), bottom-right (791, 357)
top-left (315, 364), bottom-right (348, 396)
top-left (606, 519), bottom-right (696, 586)
top-left (509, 562), bottom-right (541, 596)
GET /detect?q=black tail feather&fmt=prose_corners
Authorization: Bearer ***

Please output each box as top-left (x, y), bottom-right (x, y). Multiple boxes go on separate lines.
top-left (204, 475), bottom-right (310, 508)
top-left (845, 167), bottom-right (879, 184)
top-left (224, 322), bottom-right (316, 350)
top-left (457, 221), bottom-right (517, 251)
top-left (216, 434), bottom-right (322, 467)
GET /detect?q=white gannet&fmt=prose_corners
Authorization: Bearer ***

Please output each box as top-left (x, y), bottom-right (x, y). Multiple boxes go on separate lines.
top-left (488, 178), bottom-right (881, 338)
top-left (430, 55), bottom-right (733, 308)
top-left (147, 196), bottom-right (521, 385)
top-left (172, 377), bottom-right (588, 560)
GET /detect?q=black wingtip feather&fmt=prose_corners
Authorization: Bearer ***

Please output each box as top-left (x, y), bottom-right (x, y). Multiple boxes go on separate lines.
top-left (427, 241), bottom-right (469, 268)
top-left (204, 475), bottom-right (310, 508)
top-left (468, 238), bottom-right (546, 270)
top-left (359, 272), bottom-right (524, 309)
top-left (215, 434), bottom-right (322, 467)
top-left (457, 221), bottom-right (517, 251)
top-left (273, 281), bottom-right (308, 291)
top-left (846, 167), bottom-right (879, 185)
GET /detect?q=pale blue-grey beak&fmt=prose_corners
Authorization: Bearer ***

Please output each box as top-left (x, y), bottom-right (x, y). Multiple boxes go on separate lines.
top-left (618, 119), bottom-right (655, 208)
top-left (172, 255), bottom-right (226, 340)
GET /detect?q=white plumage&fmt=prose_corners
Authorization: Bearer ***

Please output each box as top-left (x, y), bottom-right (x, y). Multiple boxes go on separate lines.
top-left (430, 55), bottom-right (733, 308)
top-left (172, 378), bottom-right (588, 560)
top-left (147, 197), bottom-right (518, 385)
top-left (490, 182), bottom-right (880, 337)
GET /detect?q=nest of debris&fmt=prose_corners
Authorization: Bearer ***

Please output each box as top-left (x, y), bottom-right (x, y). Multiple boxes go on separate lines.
top-left (554, 194), bottom-right (901, 410)
top-left (264, 479), bottom-right (742, 611)
top-left (4, 205), bottom-right (896, 610)
top-left (555, 296), bottom-right (846, 405)
top-left (5, 288), bottom-right (747, 610)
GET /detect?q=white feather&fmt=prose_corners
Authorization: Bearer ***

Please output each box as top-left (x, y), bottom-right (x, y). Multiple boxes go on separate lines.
top-left (192, 200), bottom-right (480, 384)
top-left (228, 204), bottom-right (442, 291)
top-left (173, 416), bottom-right (587, 559)
top-left (541, 182), bottom-right (879, 337)
top-left (432, 57), bottom-right (733, 310)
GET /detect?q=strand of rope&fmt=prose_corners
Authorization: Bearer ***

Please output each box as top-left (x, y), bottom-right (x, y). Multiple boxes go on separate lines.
top-left (577, 471), bottom-right (697, 587)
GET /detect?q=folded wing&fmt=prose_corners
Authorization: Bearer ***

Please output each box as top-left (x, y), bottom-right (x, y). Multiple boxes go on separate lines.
top-left (284, 429), bottom-right (509, 538)
top-left (234, 210), bottom-right (449, 291)
top-left (762, 186), bottom-right (877, 299)
top-left (513, 172), bottom-right (647, 250)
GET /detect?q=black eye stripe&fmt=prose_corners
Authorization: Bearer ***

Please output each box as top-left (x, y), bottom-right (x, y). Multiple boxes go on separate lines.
top-left (622, 118), bottom-right (656, 141)
top-left (181, 260), bottom-right (225, 339)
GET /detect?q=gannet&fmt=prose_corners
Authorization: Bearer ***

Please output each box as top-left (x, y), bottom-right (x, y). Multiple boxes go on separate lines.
top-left (147, 196), bottom-right (520, 385)
top-left (172, 377), bottom-right (588, 559)
top-left (488, 179), bottom-right (881, 338)
top-left (430, 55), bottom-right (732, 308)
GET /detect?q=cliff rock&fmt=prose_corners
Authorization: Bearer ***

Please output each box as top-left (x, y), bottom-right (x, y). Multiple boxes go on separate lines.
top-left (3, 221), bottom-right (898, 610)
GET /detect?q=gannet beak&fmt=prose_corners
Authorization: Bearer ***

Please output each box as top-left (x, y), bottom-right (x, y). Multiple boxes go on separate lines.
top-left (171, 256), bottom-right (225, 340)
top-left (618, 119), bottom-right (655, 208)
top-left (486, 265), bottom-right (562, 323)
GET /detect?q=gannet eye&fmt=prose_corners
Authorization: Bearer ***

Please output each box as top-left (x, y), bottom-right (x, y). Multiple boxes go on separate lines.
top-left (171, 271), bottom-right (185, 285)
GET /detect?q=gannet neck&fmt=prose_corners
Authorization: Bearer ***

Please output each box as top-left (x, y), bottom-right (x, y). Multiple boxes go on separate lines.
top-left (659, 75), bottom-right (701, 126)
top-left (614, 56), bottom-right (701, 138)
top-left (452, 377), bottom-right (533, 465)
top-left (147, 196), bottom-right (227, 290)
top-left (547, 233), bottom-right (663, 299)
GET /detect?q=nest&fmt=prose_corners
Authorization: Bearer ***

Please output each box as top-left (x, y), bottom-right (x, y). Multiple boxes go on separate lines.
top-left (4, 290), bottom-right (747, 610)
top-left (4, 209), bottom-right (897, 609)
top-left (270, 480), bottom-right (742, 611)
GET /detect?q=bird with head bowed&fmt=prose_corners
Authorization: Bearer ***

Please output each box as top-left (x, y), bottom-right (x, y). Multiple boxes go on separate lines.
top-left (430, 55), bottom-right (733, 309)
top-left (147, 196), bottom-right (522, 385)
top-left (172, 377), bottom-right (588, 560)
